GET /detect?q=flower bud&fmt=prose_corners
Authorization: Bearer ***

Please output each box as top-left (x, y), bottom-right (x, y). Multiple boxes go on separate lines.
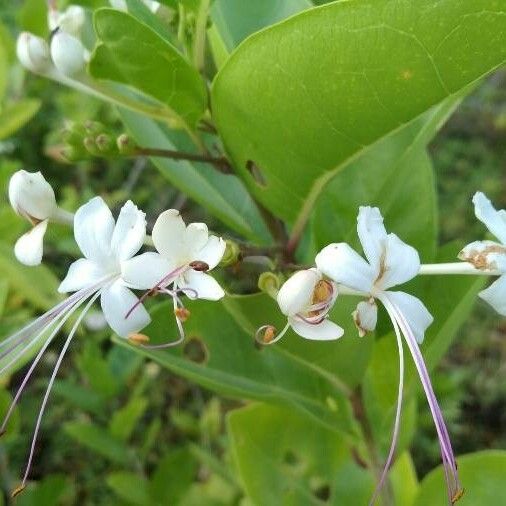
top-left (16, 32), bottom-right (51, 74)
top-left (59, 6), bottom-right (86, 37)
top-left (352, 299), bottom-right (377, 337)
top-left (50, 30), bottom-right (87, 76)
top-left (83, 136), bottom-right (100, 156)
top-left (277, 269), bottom-right (319, 316)
top-left (117, 133), bottom-right (137, 155)
top-left (219, 239), bottom-right (241, 266)
top-left (8, 170), bottom-right (57, 223)
top-left (95, 133), bottom-right (115, 154)
top-left (258, 271), bottom-right (282, 298)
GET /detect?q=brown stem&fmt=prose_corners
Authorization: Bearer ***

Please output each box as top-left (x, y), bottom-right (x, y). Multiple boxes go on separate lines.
top-left (134, 147), bottom-right (233, 174)
top-left (351, 388), bottom-right (395, 506)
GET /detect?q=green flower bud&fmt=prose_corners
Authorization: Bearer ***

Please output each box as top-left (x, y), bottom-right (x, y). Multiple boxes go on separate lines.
top-left (258, 271), bottom-right (282, 298)
top-left (219, 239), bottom-right (241, 266)
top-left (95, 133), bottom-right (115, 154)
top-left (116, 133), bottom-right (137, 155)
top-left (83, 136), bottom-right (100, 156)
top-left (84, 120), bottom-right (106, 136)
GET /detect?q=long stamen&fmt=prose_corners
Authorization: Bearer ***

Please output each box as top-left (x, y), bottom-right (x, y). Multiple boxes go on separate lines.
top-left (383, 295), bottom-right (463, 504)
top-left (0, 292), bottom-right (92, 435)
top-left (15, 292), bottom-right (100, 493)
top-left (368, 302), bottom-right (405, 506)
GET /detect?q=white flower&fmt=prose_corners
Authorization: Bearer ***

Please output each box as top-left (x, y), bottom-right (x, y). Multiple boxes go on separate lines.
top-left (316, 207), bottom-right (462, 504)
top-left (316, 206), bottom-right (432, 343)
top-left (59, 197), bottom-right (151, 337)
top-left (48, 5), bottom-right (86, 36)
top-left (109, 0), bottom-right (160, 12)
top-left (16, 32), bottom-right (51, 74)
top-left (273, 269), bottom-right (343, 341)
top-left (9, 170), bottom-right (72, 266)
top-left (50, 30), bottom-right (88, 77)
top-left (123, 209), bottom-right (226, 301)
top-left (459, 192), bottom-right (506, 315)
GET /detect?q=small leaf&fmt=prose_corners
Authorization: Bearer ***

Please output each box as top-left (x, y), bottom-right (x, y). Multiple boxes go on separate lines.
top-left (91, 9), bottom-right (207, 126)
top-left (109, 396), bottom-right (149, 441)
top-left (0, 100), bottom-right (41, 140)
top-left (107, 472), bottom-right (150, 506)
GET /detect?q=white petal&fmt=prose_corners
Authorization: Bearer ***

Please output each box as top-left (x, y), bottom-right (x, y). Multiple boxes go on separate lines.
top-left (458, 240), bottom-right (506, 272)
top-left (357, 206), bottom-right (387, 276)
top-left (14, 220), bottom-right (48, 266)
top-left (101, 281), bottom-right (150, 338)
top-left (277, 269), bottom-right (319, 316)
top-left (121, 252), bottom-right (173, 290)
top-left (74, 197), bottom-right (114, 260)
top-left (472, 192), bottom-right (506, 245)
top-left (385, 291), bottom-right (433, 344)
top-left (195, 235), bottom-right (226, 270)
top-left (185, 222), bottom-right (209, 257)
top-left (479, 275), bottom-right (506, 316)
top-left (50, 31), bottom-right (86, 76)
top-left (152, 209), bottom-right (187, 262)
top-left (290, 318), bottom-right (344, 341)
top-left (315, 243), bottom-right (374, 293)
top-left (59, 258), bottom-right (109, 293)
top-left (16, 32), bottom-right (51, 73)
top-left (352, 299), bottom-right (378, 337)
top-left (380, 234), bottom-right (420, 290)
top-left (183, 271), bottom-right (225, 301)
top-left (110, 201), bottom-right (146, 261)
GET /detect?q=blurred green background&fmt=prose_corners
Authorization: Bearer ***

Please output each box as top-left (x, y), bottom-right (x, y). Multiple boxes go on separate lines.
top-left (0, 1), bottom-right (505, 505)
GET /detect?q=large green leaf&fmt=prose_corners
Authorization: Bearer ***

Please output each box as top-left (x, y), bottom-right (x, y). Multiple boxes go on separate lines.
top-left (211, 0), bottom-right (311, 51)
top-left (414, 451), bottom-right (506, 505)
top-left (114, 298), bottom-right (357, 436)
top-left (228, 403), bottom-right (418, 506)
top-left (90, 9), bottom-right (207, 127)
top-left (212, 0), bottom-right (506, 224)
top-left (119, 109), bottom-right (271, 243)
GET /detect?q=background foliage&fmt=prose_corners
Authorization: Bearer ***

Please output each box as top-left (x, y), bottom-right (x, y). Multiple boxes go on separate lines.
top-left (0, 0), bottom-right (505, 505)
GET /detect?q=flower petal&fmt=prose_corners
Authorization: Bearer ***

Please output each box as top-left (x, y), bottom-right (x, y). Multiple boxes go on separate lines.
top-left (195, 235), bottom-right (226, 270)
top-left (74, 197), bottom-right (114, 261)
top-left (100, 281), bottom-right (150, 338)
top-left (14, 220), bottom-right (48, 266)
top-left (110, 200), bottom-right (146, 261)
top-left (315, 243), bottom-right (374, 293)
top-left (380, 234), bottom-right (420, 290)
top-left (59, 258), bottom-right (108, 293)
top-left (277, 269), bottom-right (319, 316)
top-left (458, 240), bottom-right (506, 272)
top-left (385, 291), bottom-right (433, 343)
top-left (357, 206), bottom-right (387, 276)
top-left (185, 222), bottom-right (209, 257)
top-left (479, 275), bottom-right (506, 316)
top-left (152, 209), bottom-right (187, 262)
top-left (352, 299), bottom-right (378, 337)
top-left (183, 271), bottom-right (225, 300)
top-left (121, 252), bottom-right (174, 290)
top-left (472, 192), bottom-right (506, 244)
top-left (290, 318), bottom-right (344, 341)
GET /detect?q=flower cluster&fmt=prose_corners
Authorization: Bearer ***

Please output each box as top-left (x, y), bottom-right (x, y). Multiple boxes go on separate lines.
top-left (17, 4), bottom-right (88, 78)
top-left (2, 170), bottom-right (225, 494)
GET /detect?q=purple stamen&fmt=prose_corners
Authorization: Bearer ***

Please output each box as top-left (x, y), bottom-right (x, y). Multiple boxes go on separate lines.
top-left (18, 291), bottom-right (101, 489)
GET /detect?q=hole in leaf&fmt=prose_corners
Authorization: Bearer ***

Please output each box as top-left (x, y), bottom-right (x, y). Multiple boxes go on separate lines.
top-left (283, 449), bottom-right (300, 466)
top-left (246, 160), bottom-right (267, 187)
top-left (311, 480), bottom-right (331, 501)
top-left (183, 337), bottom-right (209, 364)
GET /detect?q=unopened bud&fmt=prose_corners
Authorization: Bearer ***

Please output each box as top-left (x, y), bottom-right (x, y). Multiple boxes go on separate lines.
top-left (50, 30), bottom-right (87, 76)
top-left (128, 333), bottom-right (150, 345)
top-left (219, 239), bottom-right (241, 266)
top-left (258, 271), bottom-right (282, 298)
top-left (116, 133), bottom-right (137, 155)
top-left (84, 120), bottom-right (105, 135)
top-left (16, 32), bottom-right (51, 73)
top-left (58, 6), bottom-right (86, 37)
top-left (61, 122), bottom-right (87, 147)
top-left (174, 307), bottom-right (190, 322)
top-left (352, 299), bottom-right (377, 338)
top-left (8, 170), bottom-right (57, 223)
top-left (83, 136), bottom-right (100, 156)
top-left (95, 133), bottom-right (114, 154)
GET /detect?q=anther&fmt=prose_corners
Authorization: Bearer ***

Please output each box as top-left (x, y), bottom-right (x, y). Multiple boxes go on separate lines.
top-left (261, 325), bottom-right (276, 344)
top-left (11, 485), bottom-right (26, 498)
top-left (174, 307), bottom-right (191, 322)
top-left (189, 261), bottom-right (209, 272)
top-left (128, 333), bottom-right (150, 346)
top-left (312, 279), bottom-right (333, 305)
top-left (451, 488), bottom-right (465, 504)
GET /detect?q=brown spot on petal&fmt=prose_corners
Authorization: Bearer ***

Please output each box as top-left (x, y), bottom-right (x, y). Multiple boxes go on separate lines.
top-left (458, 244), bottom-right (506, 270)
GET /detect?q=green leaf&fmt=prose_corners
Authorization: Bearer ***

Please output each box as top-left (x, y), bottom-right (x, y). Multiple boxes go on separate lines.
top-left (414, 450), bottom-right (506, 506)
top-left (15, 474), bottom-right (75, 506)
top-left (212, 0), bottom-right (506, 223)
top-left (52, 379), bottom-right (106, 415)
top-left (211, 0), bottom-right (311, 51)
top-left (107, 472), bottom-right (150, 506)
top-left (109, 396), bottom-right (149, 441)
top-left (114, 298), bottom-right (356, 436)
top-left (125, 0), bottom-right (176, 43)
top-left (90, 8), bottom-right (207, 127)
top-left (64, 421), bottom-right (133, 464)
top-left (0, 37), bottom-right (7, 104)
top-left (0, 99), bottom-right (41, 140)
top-left (119, 108), bottom-right (271, 244)
top-left (18, 0), bottom-right (48, 38)
top-left (149, 448), bottom-right (198, 504)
